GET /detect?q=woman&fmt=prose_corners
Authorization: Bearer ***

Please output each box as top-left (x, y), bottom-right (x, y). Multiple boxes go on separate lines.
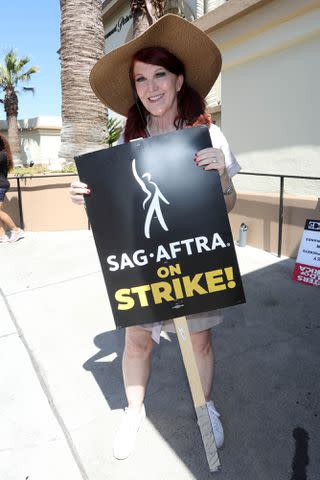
top-left (70, 14), bottom-right (240, 460)
top-left (0, 134), bottom-right (25, 243)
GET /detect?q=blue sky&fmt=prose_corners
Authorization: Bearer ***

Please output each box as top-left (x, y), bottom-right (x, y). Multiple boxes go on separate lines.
top-left (0, 1), bottom-right (61, 120)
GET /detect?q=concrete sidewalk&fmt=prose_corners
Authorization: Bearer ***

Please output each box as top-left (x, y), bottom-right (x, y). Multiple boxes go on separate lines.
top-left (0, 231), bottom-right (319, 480)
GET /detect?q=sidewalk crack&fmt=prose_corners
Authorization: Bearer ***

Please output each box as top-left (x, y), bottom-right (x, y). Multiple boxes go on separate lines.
top-left (0, 332), bottom-right (17, 339)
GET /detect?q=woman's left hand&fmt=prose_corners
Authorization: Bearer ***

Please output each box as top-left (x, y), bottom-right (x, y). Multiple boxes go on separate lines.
top-left (195, 147), bottom-right (226, 176)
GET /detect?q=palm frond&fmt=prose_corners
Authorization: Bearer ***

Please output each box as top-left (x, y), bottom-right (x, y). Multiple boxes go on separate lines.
top-left (17, 57), bottom-right (31, 70)
top-left (5, 50), bottom-right (19, 73)
top-left (0, 65), bottom-right (12, 88)
top-left (18, 68), bottom-right (39, 82)
top-left (103, 117), bottom-right (123, 147)
top-left (0, 49), bottom-right (38, 92)
top-left (15, 69), bottom-right (38, 84)
top-left (25, 66), bottom-right (39, 75)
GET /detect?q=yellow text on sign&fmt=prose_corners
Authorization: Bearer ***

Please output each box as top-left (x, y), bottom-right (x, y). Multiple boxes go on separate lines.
top-left (115, 263), bottom-right (236, 310)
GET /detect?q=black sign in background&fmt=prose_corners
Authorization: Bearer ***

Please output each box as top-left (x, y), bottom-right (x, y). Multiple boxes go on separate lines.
top-left (75, 126), bottom-right (245, 329)
top-left (305, 219), bottom-right (320, 231)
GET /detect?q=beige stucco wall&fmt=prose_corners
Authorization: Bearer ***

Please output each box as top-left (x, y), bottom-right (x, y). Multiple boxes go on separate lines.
top-left (229, 192), bottom-right (319, 257)
top-left (0, 116), bottom-right (62, 166)
top-left (200, 0), bottom-right (320, 196)
top-left (20, 129), bottom-right (61, 166)
top-left (5, 175), bottom-right (87, 231)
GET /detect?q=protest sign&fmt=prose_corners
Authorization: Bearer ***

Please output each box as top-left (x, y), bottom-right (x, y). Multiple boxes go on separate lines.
top-left (292, 219), bottom-right (320, 287)
top-left (75, 126), bottom-right (245, 328)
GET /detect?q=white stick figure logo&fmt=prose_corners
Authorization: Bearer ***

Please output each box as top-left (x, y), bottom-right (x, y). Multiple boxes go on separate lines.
top-left (132, 159), bottom-right (170, 239)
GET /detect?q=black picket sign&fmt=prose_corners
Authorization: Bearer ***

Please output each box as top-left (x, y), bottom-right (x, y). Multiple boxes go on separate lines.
top-left (75, 125), bottom-right (245, 328)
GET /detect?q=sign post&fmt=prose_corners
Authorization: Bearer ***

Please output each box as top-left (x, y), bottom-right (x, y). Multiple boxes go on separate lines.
top-left (174, 315), bottom-right (220, 471)
top-left (75, 126), bottom-right (245, 471)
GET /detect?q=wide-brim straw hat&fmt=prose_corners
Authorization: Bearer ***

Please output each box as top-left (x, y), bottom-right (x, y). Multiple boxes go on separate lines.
top-left (90, 14), bottom-right (222, 117)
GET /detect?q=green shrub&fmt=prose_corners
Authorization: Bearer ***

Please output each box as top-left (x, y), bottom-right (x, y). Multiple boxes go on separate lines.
top-left (12, 164), bottom-right (49, 176)
top-left (103, 117), bottom-right (123, 147)
top-left (11, 162), bottom-right (77, 176)
top-left (60, 163), bottom-right (77, 174)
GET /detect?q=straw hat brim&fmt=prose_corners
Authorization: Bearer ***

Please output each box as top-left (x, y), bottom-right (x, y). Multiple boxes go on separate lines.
top-left (89, 14), bottom-right (222, 117)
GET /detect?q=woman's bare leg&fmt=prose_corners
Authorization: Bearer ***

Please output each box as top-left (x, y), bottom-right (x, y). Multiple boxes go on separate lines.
top-left (0, 202), bottom-right (19, 231)
top-left (0, 218), bottom-right (5, 237)
top-left (122, 326), bottom-right (154, 412)
top-left (190, 329), bottom-right (214, 401)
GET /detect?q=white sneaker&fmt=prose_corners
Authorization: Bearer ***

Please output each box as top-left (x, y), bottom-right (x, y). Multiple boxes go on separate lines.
top-left (9, 229), bottom-right (25, 243)
top-left (206, 400), bottom-right (224, 448)
top-left (0, 235), bottom-right (10, 243)
top-left (113, 404), bottom-right (146, 460)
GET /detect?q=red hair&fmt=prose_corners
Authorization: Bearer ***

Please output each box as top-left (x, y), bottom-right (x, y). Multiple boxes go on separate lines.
top-left (0, 134), bottom-right (13, 172)
top-left (124, 47), bottom-right (206, 142)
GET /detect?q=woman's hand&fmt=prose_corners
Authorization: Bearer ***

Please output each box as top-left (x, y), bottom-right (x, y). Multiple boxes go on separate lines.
top-left (195, 147), bottom-right (236, 212)
top-left (195, 147), bottom-right (226, 176)
top-left (69, 181), bottom-right (91, 205)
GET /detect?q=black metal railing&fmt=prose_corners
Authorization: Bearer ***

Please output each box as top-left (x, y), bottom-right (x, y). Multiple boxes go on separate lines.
top-left (238, 172), bottom-right (320, 257)
top-left (8, 172), bottom-right (320, 258)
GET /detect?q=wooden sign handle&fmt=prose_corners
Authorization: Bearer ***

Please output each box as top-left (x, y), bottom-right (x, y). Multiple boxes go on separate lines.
top-left (173, 316), bottom-right (221, 472)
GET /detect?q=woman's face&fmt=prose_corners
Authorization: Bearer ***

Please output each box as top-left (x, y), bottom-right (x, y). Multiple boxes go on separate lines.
top-left (133, 61), bottom-right (183, 119)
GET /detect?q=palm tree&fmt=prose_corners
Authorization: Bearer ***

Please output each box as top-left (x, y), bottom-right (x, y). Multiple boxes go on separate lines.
top-left (0, 50), bottom-right (38, 165)
top-left (59, 0), bottom-right (107, 164)
top-left (131, 0), bottom-right (165, 38)
top-left (103, 116), bottom-right (123, 147)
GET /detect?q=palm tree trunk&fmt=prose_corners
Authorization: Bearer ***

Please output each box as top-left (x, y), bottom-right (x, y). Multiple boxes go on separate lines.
top-left (59, 0), bottom-right (106, 164)
top-left (132, 9), bottom-right (153, 39)
top-left (131, 1), bottom-right (165, 39)
top-left (4, 88), bottom-right (22, 166)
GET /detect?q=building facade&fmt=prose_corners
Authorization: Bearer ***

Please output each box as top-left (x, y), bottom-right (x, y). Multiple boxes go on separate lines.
top-left (0, 116), bottom-right (62, 167)
top-left (195, 0), bottom-right (320, 197)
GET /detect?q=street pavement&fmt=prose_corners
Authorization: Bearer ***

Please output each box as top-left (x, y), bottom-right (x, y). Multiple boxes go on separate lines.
top-left (0, 230), bottom-right (319, 480)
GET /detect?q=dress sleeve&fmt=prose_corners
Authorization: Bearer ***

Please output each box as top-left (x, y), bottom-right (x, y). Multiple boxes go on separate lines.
top-left (209, 124), bottom-right (241, 178)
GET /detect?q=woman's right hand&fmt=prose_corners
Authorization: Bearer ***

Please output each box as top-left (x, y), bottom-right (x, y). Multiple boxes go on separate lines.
top-left (69, 181), bottom-right (91, 205)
